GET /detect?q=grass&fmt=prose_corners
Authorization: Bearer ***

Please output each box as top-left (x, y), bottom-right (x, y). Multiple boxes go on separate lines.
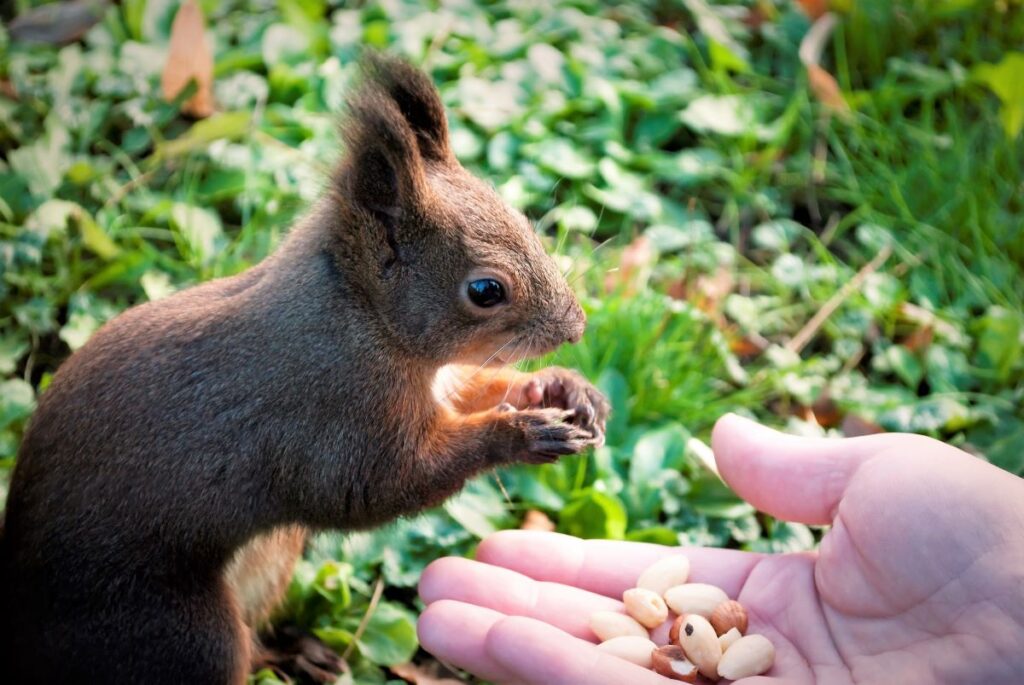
top-left (1, 0), bottom-right (1022, 682)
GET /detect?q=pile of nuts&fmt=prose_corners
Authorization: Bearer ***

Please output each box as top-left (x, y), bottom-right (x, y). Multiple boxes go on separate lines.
top-left (591, 555), bottom-right (775, 682)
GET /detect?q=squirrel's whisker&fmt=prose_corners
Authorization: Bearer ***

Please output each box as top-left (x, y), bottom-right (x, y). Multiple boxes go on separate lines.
top-left (440, 334), bottom-right (520, 406)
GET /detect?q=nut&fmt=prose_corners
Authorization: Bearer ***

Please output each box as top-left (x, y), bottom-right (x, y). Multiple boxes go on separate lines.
top-left (710, 600), bottom-right (748, 636)
top-left (718, 627), bottom-right (742, 653)
top-left (589, 611), bottom-right (649, 642)
top-left (717, 634), bottom-right (775, 679)
top-left (676, 614), bottom-right (722, 680)
top-left (596, 636), bottom-right (657, 669)
top-left (623, 588), bottom-right (669, 629)
top-left (668, 614), bottom-right (685, 645)
top-left (650, 645), bottom-right (698, 682)
top-left (664, 583), bottom-right (729, 618)
top-left (636, 555), bottom-right (691, 596)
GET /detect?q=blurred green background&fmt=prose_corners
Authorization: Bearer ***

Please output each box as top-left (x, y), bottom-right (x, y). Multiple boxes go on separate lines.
top-left (1, 0), bottom-right (1022, 682)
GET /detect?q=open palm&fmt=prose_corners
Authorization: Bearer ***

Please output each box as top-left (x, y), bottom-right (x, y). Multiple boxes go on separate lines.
top-left (418, 414), bottom-right (1024, 684)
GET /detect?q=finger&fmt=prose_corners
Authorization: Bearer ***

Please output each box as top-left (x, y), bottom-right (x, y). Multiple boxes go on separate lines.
top-left (711, 413), bottom-right (926, 525)
top-left (420, 556), bottom-right (620, 639)
top-left (476, 531), bottom-right (761, 599)
top-left (525, 378), bottom-right (544, 405)
top-left (417, 600), bottom-right (518, 683)
top-left (486, 615), bottom-right (667, 685)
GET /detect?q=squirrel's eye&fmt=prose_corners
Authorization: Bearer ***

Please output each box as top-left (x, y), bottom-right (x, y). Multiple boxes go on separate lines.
top-left (466, 278), bottom-right (506, 308)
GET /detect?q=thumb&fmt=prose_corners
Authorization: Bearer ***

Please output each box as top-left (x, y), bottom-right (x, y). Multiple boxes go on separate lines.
top-left (710, 414), bottom-right (905, 525)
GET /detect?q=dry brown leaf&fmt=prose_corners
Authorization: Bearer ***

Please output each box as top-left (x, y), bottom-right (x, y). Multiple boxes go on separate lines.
top-left (391, 661), bottom-right (465, 685)
top-left (898, 302), bottom-right (963, 343)
top-left (728, 334), bottom-right (764, 358)
top-left (807, 63), bottom-right (848, 114)
top-left (797, 0), bottom-right (829, 20)
top-left (810, 392), bottom-right (842, 428)
top-left (521, 509), bottom-right (555, 532)
top-left (841, 414), bottom-right (885, 437)
top-left (900, 325), bottom-right (934, 353)
top-left (161, 0), bottom-right (214, 118)
top-left (695, 267), bottom-right (734, 315)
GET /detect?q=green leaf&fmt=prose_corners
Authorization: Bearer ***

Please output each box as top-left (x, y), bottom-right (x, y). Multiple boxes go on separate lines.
top-left (747, 520), bottom-right (815, 553)
top-left (973, 52), bottom-right (1024, 138)
top-left (687, 475), bottom-right (754, 519)
top-left (752, 220), bottom-right (804, 252)
top-left (24, 199), bottom-right (81, 239)
top-left (529, 138), bottom-right (595, 179)
top-left (626, 527), bottom-right (680, 545)
top-left (80, 212), bottom-right (121, 260)
top-left (170, 203), bottom-right (223, 266)
top-left (140, 270), bottom-right (177, 302)
top-left (0, 379), bottom-right (35, 431)
top-left (969, 415), bottom-right (1024, 474)
top-left (925, 346), bottom-right (972, 392)
top-left (444, 479), bottom-right (510, 539)
top-left (874, 344), bottom-right (924, 388)
top-left (556, 206), bottom-right (598, 233)
top-left (0, 336), bottom-right (29, 376)
top-left (629, 423), bottom-right (689, 484)
top-left (595, 368), bottom-right (630, 443)
top-left (356, 601), bottom-right (418, 666)
top-left (973, 306), bottom-right (1022, 384)
top-left (122, 0), bottom-right (147, 40)
top-left (683, 0), bottom-right (750, 72)
top-left (643, 220), bottom-right (714, 253)
top-left (680, 95), bottom-right (760, 138)
top-left (152, 111), bottom-right (253, 161)
top-left (879, 396), bottom-right (975, 433)
top-left (559, 489), bottom-right (628, 539)
top-left (277, 0), bottom-right (326, 25)
top-left (262, 23), bottom-right (309, 66)
top-left (8, 115), bottom-right (71, 197)
top-left (313, 625), bottom-right (355, 652)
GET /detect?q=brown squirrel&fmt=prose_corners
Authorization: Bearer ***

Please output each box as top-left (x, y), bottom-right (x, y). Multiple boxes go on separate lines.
top-left (0, 55), bottom-right (609, 684)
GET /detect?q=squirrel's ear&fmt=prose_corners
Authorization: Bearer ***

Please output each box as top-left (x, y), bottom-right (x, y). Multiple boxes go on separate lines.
top-left (337, 89), bottom-right (427, 245)
top-left (362, 52), bottom-right (450, 161)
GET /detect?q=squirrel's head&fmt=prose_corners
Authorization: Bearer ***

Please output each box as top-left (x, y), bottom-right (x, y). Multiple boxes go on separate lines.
top-left (332, 54), bottom-right (585, 366)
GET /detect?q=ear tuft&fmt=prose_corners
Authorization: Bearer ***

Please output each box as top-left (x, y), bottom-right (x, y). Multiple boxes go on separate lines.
top-left (337, 88), bottom-right (425, 239)
top-left (360, 52), bottom-right (450, 161)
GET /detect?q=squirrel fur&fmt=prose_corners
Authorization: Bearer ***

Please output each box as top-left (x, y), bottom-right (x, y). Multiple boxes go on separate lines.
top-left (0, 54), bottom-right (608, 683)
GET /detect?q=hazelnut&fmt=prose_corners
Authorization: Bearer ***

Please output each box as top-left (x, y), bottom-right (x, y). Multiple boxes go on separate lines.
top-left (651, 645), bottom-right (698, 682)
top-left (668, 614), bottom-right (686, 645)
top-left (710, 600), bottom-right (748, 636)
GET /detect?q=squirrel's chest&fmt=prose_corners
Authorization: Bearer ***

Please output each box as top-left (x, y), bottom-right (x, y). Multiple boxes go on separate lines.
top-left (430, 365), bottom-right (462, 411)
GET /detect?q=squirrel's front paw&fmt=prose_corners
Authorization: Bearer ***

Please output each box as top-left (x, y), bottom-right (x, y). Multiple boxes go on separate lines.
top-left (522, 368), bottom-right (611, 446)
top-left (501, 408), bottom-right (593, 464)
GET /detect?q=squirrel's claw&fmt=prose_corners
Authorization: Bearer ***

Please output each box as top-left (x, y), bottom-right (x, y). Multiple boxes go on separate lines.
top-left (503, 408), bottom-right (591, 464)
top-left (524, 368), bottom-right (610, 447)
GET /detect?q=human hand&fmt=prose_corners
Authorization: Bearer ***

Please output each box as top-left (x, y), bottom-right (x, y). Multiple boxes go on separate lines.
top-left (417, 414), bottom-right (1024, 684)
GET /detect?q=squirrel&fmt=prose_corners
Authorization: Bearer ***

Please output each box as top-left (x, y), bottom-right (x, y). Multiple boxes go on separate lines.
top-left (0, 54), bottom-right (609, 684)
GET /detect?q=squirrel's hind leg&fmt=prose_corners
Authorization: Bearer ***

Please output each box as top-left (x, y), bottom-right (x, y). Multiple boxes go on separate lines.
top-left (226, 524), bottom-right (307, 629)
